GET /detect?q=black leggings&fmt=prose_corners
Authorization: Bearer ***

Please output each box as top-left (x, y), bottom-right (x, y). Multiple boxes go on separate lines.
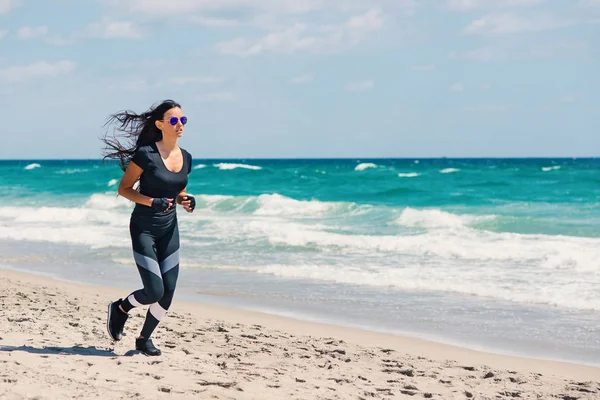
top-left (121, 212), bottom-right (180, 339)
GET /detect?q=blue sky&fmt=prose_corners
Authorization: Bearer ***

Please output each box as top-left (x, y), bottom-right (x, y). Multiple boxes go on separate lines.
top-left (0, 0), bottom-right (598, 159)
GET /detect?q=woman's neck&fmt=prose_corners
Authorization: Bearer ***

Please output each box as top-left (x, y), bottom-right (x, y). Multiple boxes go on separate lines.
top-left (157, 136), bottom-right (178, 153)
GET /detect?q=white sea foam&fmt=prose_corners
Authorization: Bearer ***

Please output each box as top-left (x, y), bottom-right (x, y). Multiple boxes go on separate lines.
top-left (213, 163), bottom-right (261, 170)
top-left (233, 259), bottom-right (600, 311)
top-left (0, 225), bottom-right (129, 248)
top-left (398, 172), bottom-right (419, 178)
top-left (440, 168), bottom-right (459, 173)
top-left (0, 187), bottom-right (142, 249)
top-left (394, 207), bottom-right (495, 229)
top-left (253, 193), bottom-right (340, 217)
top-left (84, 193), bottom-right (133, 210)
top-left (0, 201), bottom-right (130, 248)
top-left (355, 163), bottom-right (377, 171)
top-left (6, 197), bottom-right (598, 311)
top-left (108, 179), bottom-right (118, 187)
top-left (181, 199), bottom-right (600, 310)
top-left (24, 163), bottom-right (40, 170)
top-left (198, 194), bottom-right (236, 204)
top-left (192, 194), bottom-right (245, 213)
top-left (3, 190), bottom-right (600, 311)
top-left (542, 166), bottom-right (561, 171)
top-left (185, 215), bottom-right (600, 311)
top-left (189, 193), bottom-right (370, 218)
top-left (0, 206), bottom-right (126, 226)
top-left (194, 164), bottom-right (206, 169)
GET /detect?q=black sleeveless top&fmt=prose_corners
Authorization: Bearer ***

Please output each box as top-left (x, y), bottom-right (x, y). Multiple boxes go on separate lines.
top-left (130, 142), bottom-right (192, 217)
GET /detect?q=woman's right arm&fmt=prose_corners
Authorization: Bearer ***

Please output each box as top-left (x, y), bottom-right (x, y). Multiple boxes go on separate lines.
top-left (117, 161), bottom-right (153, 207)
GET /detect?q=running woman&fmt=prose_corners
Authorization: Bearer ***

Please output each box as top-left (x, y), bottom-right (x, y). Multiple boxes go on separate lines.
top-left (101, 99), bottom-right (195, 356)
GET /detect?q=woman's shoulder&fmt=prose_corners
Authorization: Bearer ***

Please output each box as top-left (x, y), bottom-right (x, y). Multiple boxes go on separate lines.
top-left (130, 143), bottom-right (156, 169)
top-left (179, 147), bottom-right (193, 173)
top-left (180, 146), bottom-right (192, 160)
top-left (137, 143), bottom-right (156, 153)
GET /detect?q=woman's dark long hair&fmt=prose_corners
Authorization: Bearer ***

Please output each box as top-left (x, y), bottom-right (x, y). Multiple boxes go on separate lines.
top-left (100, 99), bottom-right (181, 171)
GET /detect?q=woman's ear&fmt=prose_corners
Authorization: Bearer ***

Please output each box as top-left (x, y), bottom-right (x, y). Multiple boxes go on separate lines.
top-left (155, 119), bottom-right (163, 131)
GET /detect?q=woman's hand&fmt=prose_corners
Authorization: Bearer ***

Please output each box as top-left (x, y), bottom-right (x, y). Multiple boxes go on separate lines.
top-left (151, 198), bottom-right (174, 212)
top-left (178, 193), bottom-right (196, 213)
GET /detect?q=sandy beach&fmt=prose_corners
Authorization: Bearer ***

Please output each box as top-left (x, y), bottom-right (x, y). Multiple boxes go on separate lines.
top-left (0, 269), bottom-right (598, 400)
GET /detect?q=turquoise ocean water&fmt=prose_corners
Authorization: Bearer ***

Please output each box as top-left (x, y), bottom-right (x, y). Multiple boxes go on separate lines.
top-left (1, 158), bottom-right (599, 366)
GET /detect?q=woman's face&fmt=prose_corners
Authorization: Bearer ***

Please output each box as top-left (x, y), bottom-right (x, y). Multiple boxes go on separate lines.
top-left (156, 107), bottom-right (186, 138)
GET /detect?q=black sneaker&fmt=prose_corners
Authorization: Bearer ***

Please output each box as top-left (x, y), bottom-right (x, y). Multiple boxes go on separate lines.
top-left (136, 337), bottom-right (161, 356)
top-left (106, 299), bottom-right (129, 341)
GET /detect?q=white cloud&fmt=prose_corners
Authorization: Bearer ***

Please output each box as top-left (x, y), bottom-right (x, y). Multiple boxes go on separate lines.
top-left (411, 64), bottom-right (435, 71)
top-left (346, 80), bottom-right (374, 92)
top-left (447, 0), bottom-right (478, 10)
top-left (448, 0), bottom-right (545, 11)
top-left (191, 13), bottom-right (291, 31)
top-left (168, 76), bottom-right (223, 85)
top-left (17, 26), bottom-right (48, 39)
top-left (0, 60), bottom-right (75, 83)
top-left (16, 26), bottom-right (74, 45)
top-left (464, 13), bottom-right (574, 35)
top-left (189, 16), bottom-right (241, 27)
top-left (0, 0), bottom-right (17, 14)
top-left (291, 74), bottom-right (313, 84)
top-left (216, 25), bottom-right (315, 56)
top-left (104, 0), bottom-right (412, 32)
top-left (449, 82), bottom-right (464, 92)
top-left (452, 39), bottom-right (587, 62)
top-left (216, 9), bottom-right (383, 56)
top-left (113, 0), bottom-right (382, 16)
top-left (346, 8), bottom-right (384, 29)
top-left (88, 18), bottom-right (143, 39)
top-left (123, 0), bottom-right (206, 14)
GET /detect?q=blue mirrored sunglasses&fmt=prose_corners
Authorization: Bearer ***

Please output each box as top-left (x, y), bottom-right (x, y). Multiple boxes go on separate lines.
top-left (167, 116), bottom-right (187, 126)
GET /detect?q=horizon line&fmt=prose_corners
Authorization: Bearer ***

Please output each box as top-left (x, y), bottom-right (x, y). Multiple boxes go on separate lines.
top-left (0, 156), bottom-right (599, 161)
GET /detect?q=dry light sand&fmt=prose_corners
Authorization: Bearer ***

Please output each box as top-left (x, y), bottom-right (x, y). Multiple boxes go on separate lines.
top-left (0, 269), bottom-right (599, 399)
